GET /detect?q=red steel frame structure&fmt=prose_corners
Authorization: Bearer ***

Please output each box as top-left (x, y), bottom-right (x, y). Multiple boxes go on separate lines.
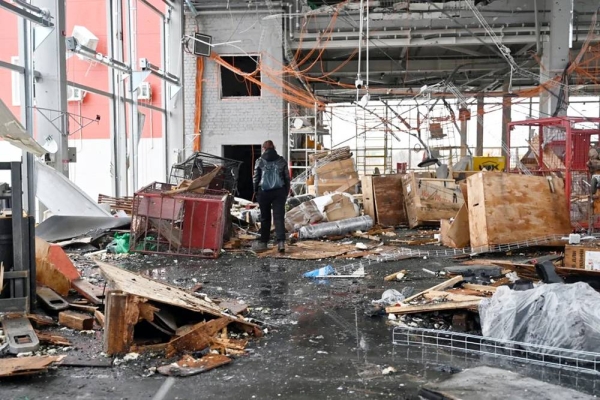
top-left (506, 116), bottom-right (600, 228)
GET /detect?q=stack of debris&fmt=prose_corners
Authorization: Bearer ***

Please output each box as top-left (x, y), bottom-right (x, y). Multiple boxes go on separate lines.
top-left (0, 246), bottom-right (261, 378)
top-left (308, 147), bottom-right (359, 196)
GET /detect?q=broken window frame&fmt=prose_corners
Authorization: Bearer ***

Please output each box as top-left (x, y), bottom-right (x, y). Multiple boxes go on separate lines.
top-left (219, 54), bottom-right (262, 99)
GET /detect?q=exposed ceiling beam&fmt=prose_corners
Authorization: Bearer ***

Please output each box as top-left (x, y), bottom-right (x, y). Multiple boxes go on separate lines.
top-left (438, 45), bottom-right (487, 57)
top-left (515, 42), bottom-right (537, 56)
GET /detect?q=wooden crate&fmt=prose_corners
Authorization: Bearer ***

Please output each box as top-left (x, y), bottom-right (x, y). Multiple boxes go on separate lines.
top-left (440, 204), bottom-right (470, 248)
top-left (401, 172), bottom-right (463, 228)
top-left (467, 172), bottom-right (571, 252)
top-left (361, 175), bottom-right (407, 227)
top-left (314, 158), bottom-right (359, 196)
top-left (564, 245), bottom-right (600, 270)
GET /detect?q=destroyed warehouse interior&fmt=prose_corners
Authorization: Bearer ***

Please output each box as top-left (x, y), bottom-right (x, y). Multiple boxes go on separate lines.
top-left (2, 0), bottom-right (600, 398)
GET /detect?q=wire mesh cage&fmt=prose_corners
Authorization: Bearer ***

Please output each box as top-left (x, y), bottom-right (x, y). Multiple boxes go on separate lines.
top-left (169, 152), bottom-right (243, 195)
top-left (130, 182), bottom-right (231, 258)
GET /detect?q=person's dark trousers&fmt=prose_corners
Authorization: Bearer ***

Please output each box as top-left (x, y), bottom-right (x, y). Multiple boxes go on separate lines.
top-left (258, 187), bottom-right (287, 243)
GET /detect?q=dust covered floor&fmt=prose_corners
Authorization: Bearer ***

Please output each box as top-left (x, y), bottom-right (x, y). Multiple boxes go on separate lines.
top-left (3, 245), bottom-right (600, 400)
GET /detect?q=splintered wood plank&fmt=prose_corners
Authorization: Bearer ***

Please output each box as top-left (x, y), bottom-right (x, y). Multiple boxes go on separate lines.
top-left (35, 331), bottom-right (72, 346)
top-left (103, 291), bottom-right (140, 355)
top-left (95, 310), bottom-right (105, 328)
top-left (163, 166), bottom-right (222, 195)
top-left (422, 290), bottom-right (484, 302)
top-left (361, 176), bottom-right (376, 221)
top-left (166, 327), bottom-right (212, 357)
top-left (167, 317), bottom-right (230, 357)
top-left (386, 300), bottom-right (481, 315)
top-left (400, 276), bottom-right (464, 304)
top-left (0, 356), bottom-right (66, 377)
top-left (461, 284), bottom-right (498, 293)
top-left (372, 175), bottom-right (407, 227)
top-left (97, 260), bottom-right (222, 315)
top-left (157, 354), bottom-right (231, 377)
top-left (445, 204), bottom-right (470, 248)
top-left (59, 311), bottom-right (94, 331)
top-left (138, 302), bottom-right (160, 322)
top-left (467, 173), bottom-right (571, 251)
top-left (96, 261), bottom-right (259, 332)
top-left (71, 278), bottom-right (106, 305)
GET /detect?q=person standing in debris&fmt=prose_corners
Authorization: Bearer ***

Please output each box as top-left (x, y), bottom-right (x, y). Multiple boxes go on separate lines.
top-left (253, 140), bottom-right (290, 253)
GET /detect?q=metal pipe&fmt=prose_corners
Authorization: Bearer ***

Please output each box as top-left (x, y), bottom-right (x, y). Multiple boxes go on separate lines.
top-left (533, 0), bottom-right (541, 56)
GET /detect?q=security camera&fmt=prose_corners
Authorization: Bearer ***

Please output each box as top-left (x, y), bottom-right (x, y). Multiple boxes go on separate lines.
top-left (355, 78), bottom-right (364, 89)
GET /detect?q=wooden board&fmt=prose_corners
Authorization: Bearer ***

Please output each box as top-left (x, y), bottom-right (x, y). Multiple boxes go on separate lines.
top-left (158, 354), bottom-right (232, 377)
top-left (0, 356), bottom-right (66, 377)
top-left (372, 175), bottom-right (407, 227)
top-left (256, 241), bottom-right (356, 260)
top-left (361, 175), bottom-right (376, 221)
top-left (58, 311), bottom-right (94, 330)
top-left (103, 291), bottom-right (140, 355)
top-left (386, 300), bottom-right (481, 315)
top-left (467, 173), bottom-right (571, 252)
top-left (400, 276), bottom-right (464, 304)
top-left (445, 204), bottom-right (470, 248)
top-left (97, 260), bottom-right (225, 315)
top-left (36, 331), bottom-right (72, 346)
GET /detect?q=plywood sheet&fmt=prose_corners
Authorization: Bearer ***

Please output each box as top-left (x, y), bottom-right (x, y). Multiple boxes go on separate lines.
top-left (96, 261), bottom-right (253, 331)
top-left (361, 176), bottom-right (376, 221)
top-left (372, 175), bottom-right (406, 226)
top-left (256, 241), bottom-right (356, 260)
top-left (467, 172), bottom-right (571, 251)
top-left (445, 204), bottom-right (470, 248)
top-left (0, 356), bottom-right (65, 377)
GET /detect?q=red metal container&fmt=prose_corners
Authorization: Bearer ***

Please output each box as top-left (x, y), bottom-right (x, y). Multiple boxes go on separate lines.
top-left (130, 182), bottom-right (230, 258)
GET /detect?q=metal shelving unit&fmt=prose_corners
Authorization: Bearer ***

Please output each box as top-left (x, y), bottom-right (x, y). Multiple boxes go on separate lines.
top-left (287, 102), bottom-right (330, 195)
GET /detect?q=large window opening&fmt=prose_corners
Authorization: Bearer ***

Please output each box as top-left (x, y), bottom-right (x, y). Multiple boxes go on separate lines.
top-left (220, 56), bottom-right (261, 98)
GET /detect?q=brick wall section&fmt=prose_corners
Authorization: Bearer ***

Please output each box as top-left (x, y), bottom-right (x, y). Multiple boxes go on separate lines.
top-left (184, 12), bottom-right (285, 158)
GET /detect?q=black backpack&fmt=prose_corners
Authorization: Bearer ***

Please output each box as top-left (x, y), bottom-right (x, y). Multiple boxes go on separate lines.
top-left (260, 158), bottom-right (284, 191)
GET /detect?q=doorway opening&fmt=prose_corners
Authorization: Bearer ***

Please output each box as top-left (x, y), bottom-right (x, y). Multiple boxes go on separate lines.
top-left (223, 144), bottom-right (262, 201)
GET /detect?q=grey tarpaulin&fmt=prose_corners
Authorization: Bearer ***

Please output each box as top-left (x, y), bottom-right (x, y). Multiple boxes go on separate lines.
top-left (479, 282), bottom-right (600, 354)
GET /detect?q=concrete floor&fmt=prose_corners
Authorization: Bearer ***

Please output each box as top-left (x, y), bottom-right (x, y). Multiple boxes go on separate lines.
top-left (3, 244), bottom-right (600, 400)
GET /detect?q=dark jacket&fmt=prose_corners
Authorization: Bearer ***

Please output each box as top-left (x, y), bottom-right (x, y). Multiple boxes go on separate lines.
top-left (253, 148), bottom-right (290, 194)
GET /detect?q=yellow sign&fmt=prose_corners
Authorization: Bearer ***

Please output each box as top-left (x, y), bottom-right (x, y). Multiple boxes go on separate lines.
top-left (473, 156), bottom-right (506, 172)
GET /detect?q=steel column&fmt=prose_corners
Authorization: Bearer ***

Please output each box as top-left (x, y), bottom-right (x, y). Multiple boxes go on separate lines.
top-left (165, 1), bottom-right (185, 174)
top-left (32, 0), bottom-right (69, 177)
top-left (476, 93), bottom-right (484, 156)
top-left (107, 0), bottom-right (129, 196)
top-left (501, 80), bottom-right (512, 163)
top-left (539, 0), bottom-right (572, 117)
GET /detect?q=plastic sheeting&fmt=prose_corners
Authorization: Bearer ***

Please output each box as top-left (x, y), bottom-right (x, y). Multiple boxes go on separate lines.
top-left (479, 282), bottom-right (600, 353)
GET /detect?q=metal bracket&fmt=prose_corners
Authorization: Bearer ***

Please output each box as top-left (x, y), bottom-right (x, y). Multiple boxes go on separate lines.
top-left (31, 106), bottom-right (100, 137)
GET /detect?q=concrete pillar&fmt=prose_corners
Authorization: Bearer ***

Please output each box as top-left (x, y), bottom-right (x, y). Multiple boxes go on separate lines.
top-left (539, 0), bottom-right (572, 117)
top-left (165, 3), bottom-right (185, 176)
top-left (107, 0), bottom-right (128, 196)
top-left (31, 0), bottom-right (69, 177)
top-left (476, 93), bottom-right (484, 156)
top-left (501, 80), bottom-right (512, 163)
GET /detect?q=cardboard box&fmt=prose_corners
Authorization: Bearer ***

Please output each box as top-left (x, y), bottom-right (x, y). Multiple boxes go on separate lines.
top-left (564, 245), bottom-right (600, 270)
top-left (323, 194), bottom-right (358, 222)
top-left (285, 200), bottom-right (323, 232)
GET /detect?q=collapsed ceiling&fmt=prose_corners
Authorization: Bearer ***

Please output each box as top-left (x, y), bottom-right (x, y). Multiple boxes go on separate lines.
top-left (187, 0), bottom-right (600, 102)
